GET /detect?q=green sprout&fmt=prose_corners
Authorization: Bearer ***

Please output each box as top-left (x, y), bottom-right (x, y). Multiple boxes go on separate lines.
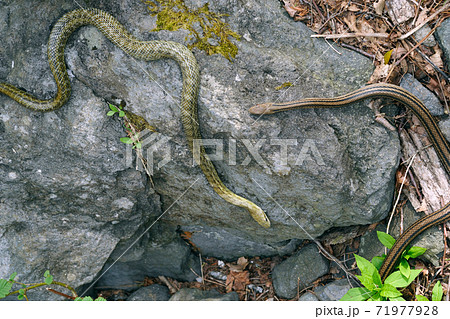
top-left (341, 231), bottom-right (443, 301)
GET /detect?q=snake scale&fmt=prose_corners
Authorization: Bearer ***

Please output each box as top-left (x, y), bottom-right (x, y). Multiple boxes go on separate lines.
top-left (0, 8), bottom-right (270, 228)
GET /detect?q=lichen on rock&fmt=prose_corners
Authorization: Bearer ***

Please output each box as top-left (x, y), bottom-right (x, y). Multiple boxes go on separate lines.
top-left (144, 0), bottom-right (241, 61)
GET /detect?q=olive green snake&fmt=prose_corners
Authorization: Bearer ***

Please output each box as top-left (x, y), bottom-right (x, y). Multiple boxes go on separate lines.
top-left (0, 8), bottom-right (271, 228)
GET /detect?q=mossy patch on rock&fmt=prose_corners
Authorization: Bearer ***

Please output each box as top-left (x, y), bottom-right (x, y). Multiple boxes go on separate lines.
top-left (144, 0), bottom-right (241, 61)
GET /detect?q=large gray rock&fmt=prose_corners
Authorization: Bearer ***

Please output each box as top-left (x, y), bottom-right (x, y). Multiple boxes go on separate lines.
top-left (436, 18), bottom-right (450, 63)
top-left (180, 225), bottom-right (302, 260)
top-left (272, 244), bottom-right (329, 299)
top-left (298, 278), bottom-right (352, 301)
top-left (313, 278), bottom-right (351, 301)
top-left (94, 223), bottom-right (201, 290)
top-left (127, 284), bottom-right (171, 301)
top-left (1, 0), bottom-right (403, 299)
top-left (400, 73), bottom-right (443, 116)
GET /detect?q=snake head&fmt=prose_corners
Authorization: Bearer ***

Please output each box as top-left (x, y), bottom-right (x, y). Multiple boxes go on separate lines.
top-left (248, 206), bottom-right (271, 228)
top-left (248, 103), bottom-right (275, 115)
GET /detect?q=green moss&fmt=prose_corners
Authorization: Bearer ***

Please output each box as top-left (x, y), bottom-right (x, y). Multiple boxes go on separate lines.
top-left (275, 82), bottom-right (293, 90)
top-left (144, 0), bottom-right (241, 61)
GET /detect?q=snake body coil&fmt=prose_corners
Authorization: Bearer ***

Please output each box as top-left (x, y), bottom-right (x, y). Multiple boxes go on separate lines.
top-left (250, 83), bottom-right (450, 280)
top-left (0, 9), bottom-right (270, 228)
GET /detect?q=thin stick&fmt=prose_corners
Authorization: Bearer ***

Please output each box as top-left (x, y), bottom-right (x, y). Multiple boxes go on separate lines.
top-left (158, 276), bottom-right (177, 294)
top-left (311, 32), bottom-right (389, 39)
top-left (413, 45), bottom-right (450, 82)
top-left (199, 253), bottom-right (205, 287)
top-left (340, 43), bottom-right (376, 59)
top-left (447, 271), bottom-right (450, 301)
top-left (312, 0), bottom-right (325, 21)
top-left (325, 39), bottom-right (342, 55)
top-left (437, 75), bottom-right (450, 113)
top-left (385, 152), bottom-right (418, 253)
top-left (317, 12), bottom-right (341, 33)
top-left (46, 287), bottom-right (77, 300)
top-left (441, 225), bottom-right (448, 278)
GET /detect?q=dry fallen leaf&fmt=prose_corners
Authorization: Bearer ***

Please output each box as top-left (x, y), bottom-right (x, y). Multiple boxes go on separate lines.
top-left (430, 51), bottom-right (444, 69)
top-left (395, 167), bottom-right (410, 189)
top-left (348, 4), bottom-right (359, 12)
top-left (343, 14), bottom-right (358, 33)
top-left (391, 47), bottom-right (408, 60)
top-left (369, 64), bottom-right (390, 83)
top-left (227, 257), bottom-right (249, 272)
top-left (226, 271), bottom-right (250, 293)
top-left (283, 2), bottom-right (298, 18)
top-left (415, 9), bottom-right (429, 27)
top-left (374, 0), bottom-right (385, 15)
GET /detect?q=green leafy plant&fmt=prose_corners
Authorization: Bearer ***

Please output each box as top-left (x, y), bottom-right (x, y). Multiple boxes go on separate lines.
top-left (0, 270), bottom-right (77, 301)
top-left (107, 103), bottom-right (143, 149)
top-left (107, 103), bottom-right (126, 118)
top-left (340, 231), bottom-right (428, 301)
top-left (0, 270), bottom-right (107, 301)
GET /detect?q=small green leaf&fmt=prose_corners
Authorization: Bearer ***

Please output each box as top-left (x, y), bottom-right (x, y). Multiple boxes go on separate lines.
top-left (368, 292), bottom-right (384, 301)
top-left (107, 110), bottom-right (116, 116)
top-left (108, 104), bottom-right (119, 112)
top-left (19, 289), bottom-right (25, 295)
top-left (405, 246), bottom-right (427, 259)
top-left (380, 283), bottom-right (402, 298)
top-left (17, 294), bottom-right (24, 300)
top-left (120, 137), bottom-right (134, 144)
top-left (432, 281), bottom-right (443, 301)
top-left (0, 279), bottom-right (13, 298)
top-left (384, 269), bottom-right (422, 288)
top-left (399, 259), bottom-right (410, 278)
top-left (416, 295), bottom-right (429, 301)
top-left (44, 270), bottom-right (50, 277)
top-left (340, 287), bottom-right (373, 301)
top-left (9, 272), bottom-right (17, 282)
top-left (356, 274), bottom-right (375, 290)
top-left (118, 111), bottom-right (125, 117)
top-left (133, 142), bottom-right (142, 149)
top-left (44, 275), bottom-right (53, 285)
top-left (377, 231), bottom-right (395, 249)
top-left (389, 296), bottom-right (406, 301)
top-left (371, 256), bottom-right (385, 270)
top-left (355, 254), bottom-right (382, 287)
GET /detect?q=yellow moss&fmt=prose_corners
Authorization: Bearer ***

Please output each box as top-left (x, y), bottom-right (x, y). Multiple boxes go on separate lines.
top-left (275, 82), bottom-right (293, 90)
top-left (143, 0), bottom-right (241, 61)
